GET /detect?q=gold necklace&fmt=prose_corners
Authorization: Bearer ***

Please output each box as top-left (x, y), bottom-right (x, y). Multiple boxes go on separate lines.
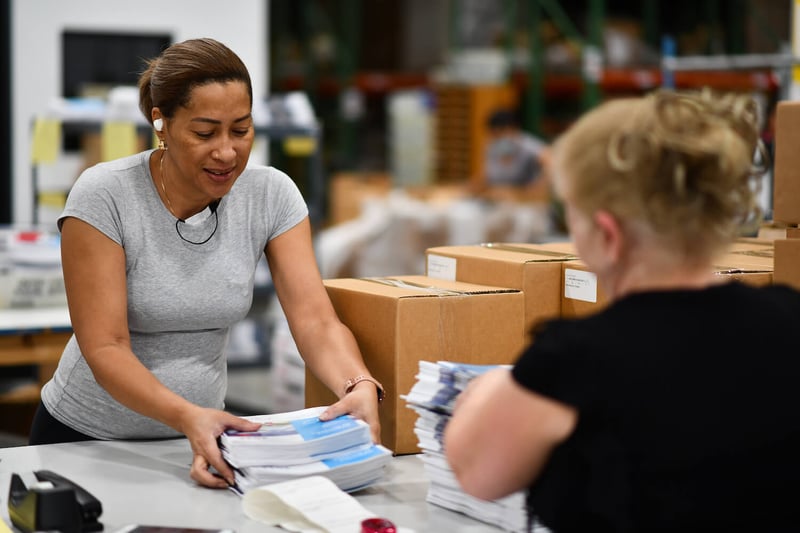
top-left (159, 149), bottom-right (178, 218)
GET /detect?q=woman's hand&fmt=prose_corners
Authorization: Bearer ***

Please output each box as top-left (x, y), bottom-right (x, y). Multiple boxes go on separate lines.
top-left (319, 381), bottom-right (382, 444)
top-left (179, 406), bottom-right (262, 489)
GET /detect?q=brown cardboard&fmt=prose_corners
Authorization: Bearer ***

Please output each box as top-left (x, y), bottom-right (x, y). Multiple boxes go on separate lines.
top-left (561, 256), bottom-right (774, 319)
top-left (717, 244), bottom-right (774, 281)
top-left (534, 240), bottom-right (578, 255)
top-left (773, 239), bottom-right (800, 290)
top-left (306, 275), bottom-right (525, 455)
top-left (729, 238), bottom-right (775, 252)
top-left (425, 242), bottom-right (578, 336)
top-left (718, 249), bottom-right (774, 267)
top-left (755, 223), bottom-right (800, 241)
top-left (327, 172), bottom-right (392, 226)
top-left (773, 101), bottom-right (800, 225)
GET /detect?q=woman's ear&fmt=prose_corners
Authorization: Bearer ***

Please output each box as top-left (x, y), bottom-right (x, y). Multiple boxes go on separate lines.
top-left (593, 210), bottom-right (623, 266)
top-left (151, 108), bottom-right (164, 130)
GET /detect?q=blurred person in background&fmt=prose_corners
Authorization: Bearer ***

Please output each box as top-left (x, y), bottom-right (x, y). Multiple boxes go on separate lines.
top-left (473, 107), bottom-right (550, 197)
top-left (472, 107), bottom-right (554, 241)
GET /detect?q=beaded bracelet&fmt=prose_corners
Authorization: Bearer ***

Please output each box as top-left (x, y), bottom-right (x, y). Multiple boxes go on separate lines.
top-left (344, 375), bottom-right (385, 403)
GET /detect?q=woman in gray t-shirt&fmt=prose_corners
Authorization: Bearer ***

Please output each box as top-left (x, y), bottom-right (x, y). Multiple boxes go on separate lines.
top-left (30, 38), bottom-right (384, 490)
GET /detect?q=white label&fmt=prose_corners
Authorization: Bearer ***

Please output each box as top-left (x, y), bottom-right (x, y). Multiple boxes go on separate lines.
top-left (564, 268), bottom-right (597, 303)
top-left (426, 254), bottom-right (457, 281)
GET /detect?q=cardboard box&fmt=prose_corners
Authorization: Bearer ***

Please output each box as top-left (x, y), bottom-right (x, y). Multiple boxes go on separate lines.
top-left (773, 101), bottom-right (800, 225)
top-left (729, 238), bottom-right (776, 252)
top-left (756, 223), bottom-right (800, 241)
top-left (717, 243), bottom-right (774, 284)
top-left (306, 275), bottom-right (525, 454)
top-left (327, 172), bottom-right (392, 226)
top-left (561, 256), bottom-right (774, 319)
top-left (719, 249), bottom-right (774, 268)
top-left (425, 242), bottom-right (577, 336)
top-left (773, 238), bottom-right (800, 290)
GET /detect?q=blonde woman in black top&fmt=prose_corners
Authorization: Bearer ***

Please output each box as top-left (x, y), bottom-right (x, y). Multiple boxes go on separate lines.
top-left (445, 90), bottom-right (800, 532)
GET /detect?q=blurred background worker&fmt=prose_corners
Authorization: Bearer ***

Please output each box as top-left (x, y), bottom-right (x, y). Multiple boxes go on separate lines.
top-left (478, 108), bottom-right (550, 192)
top-left (471, 107), bottom-right (555, 241)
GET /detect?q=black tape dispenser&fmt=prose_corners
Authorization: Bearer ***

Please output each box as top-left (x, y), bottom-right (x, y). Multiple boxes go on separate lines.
top-left (8, 469), bottom-right (103, 532)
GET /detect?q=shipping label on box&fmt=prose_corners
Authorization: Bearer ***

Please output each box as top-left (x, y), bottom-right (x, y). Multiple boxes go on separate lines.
top-left (560, 261), bottom-right (609, 319)
top-left (306, 275), bottom-right (525, 454)
top-left (564, 268), bottom-right (597, 303)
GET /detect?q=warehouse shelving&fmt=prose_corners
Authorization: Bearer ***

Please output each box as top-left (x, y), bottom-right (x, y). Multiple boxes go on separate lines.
top-left (29, 97), bottom-right (326, 229)
top-left (269, 0), bottom-right (789, 174)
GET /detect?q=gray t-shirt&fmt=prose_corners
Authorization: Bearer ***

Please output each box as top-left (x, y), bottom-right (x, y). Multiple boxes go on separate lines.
top-left (42, 149), bottom-right (308, 439)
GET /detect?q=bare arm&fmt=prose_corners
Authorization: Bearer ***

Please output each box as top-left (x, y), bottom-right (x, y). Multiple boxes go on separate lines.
top-left (266, 217), bottom-right (381, 441)
top-left (443, 367), bottom-right (577, 501)
top-left (60, 217), bottom-right (259, 488)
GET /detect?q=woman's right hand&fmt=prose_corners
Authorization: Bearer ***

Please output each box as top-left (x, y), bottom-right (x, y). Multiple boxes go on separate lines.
top-left (179, 406), bottom-right (262, 489)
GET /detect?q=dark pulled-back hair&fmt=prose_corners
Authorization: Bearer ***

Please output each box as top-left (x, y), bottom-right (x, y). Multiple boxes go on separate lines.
top-left (138, 37), bottom-right (252, 124)
top-left (488, 108), bottom-right (520, 130)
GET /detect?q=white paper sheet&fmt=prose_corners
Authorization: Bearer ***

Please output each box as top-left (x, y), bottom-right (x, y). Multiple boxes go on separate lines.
top-left (241, 475), bottom-right (377, 533)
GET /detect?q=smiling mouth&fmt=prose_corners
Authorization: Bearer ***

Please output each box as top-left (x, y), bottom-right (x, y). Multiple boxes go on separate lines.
top-left (206, 168), bottom-right (234, 181)
top-left (207, 168), bottom-right (233, 175)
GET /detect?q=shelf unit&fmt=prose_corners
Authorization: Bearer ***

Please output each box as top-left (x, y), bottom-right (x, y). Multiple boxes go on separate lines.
top-left (433, 83), bottom-right (518, 185)
top-left (0, 308), bottom-right (72, 436)
top-left (30, 107), bottom-right (326, 229)
top-left (268, 0), bottom-right (788, 169)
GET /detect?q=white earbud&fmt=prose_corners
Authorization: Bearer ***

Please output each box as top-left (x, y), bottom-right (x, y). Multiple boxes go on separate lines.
top-left (153, 118), bottom-right (164, 132)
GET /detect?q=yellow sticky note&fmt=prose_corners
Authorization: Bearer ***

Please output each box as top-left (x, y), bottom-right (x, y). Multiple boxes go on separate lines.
top-left (30, 118), bottom-right (62, 164)
top-left (283, 136), bottom-right (316, 157)
top-left (101, 121), bottom-right (138, 161)
top-left (38, 191), bottom-right (67, 208)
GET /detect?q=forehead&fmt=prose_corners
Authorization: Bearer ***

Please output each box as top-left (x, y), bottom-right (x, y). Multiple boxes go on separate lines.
top-left (180, 81), bottom-right (251, 118)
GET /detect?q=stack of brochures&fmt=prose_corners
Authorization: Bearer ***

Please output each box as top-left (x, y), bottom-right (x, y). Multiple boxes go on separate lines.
top-left (404, 361), bottom-right (550, 533)
top-left (219, 406), bottom-right (392, 495)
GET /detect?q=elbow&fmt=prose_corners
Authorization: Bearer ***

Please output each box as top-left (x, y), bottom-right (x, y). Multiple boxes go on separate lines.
top-left (449, 462), bottom-right (505, 501)
top-left (444, 433), bottom-right (505, 502)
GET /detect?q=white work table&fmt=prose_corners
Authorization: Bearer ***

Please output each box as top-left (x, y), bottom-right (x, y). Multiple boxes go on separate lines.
top-left (0, 439), bottom-right (502, 532)
top-left (0, 307), bottom-right (71, 333)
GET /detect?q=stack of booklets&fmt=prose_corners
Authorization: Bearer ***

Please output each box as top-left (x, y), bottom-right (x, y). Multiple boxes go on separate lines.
top-left (219, 406), bottom-right (392, 495)
top-left (403, 361), bottom-right (551, 533)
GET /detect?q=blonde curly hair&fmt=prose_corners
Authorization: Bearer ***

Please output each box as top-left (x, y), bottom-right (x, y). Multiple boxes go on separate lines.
top-left (553, 89), bottom-right (767, 259)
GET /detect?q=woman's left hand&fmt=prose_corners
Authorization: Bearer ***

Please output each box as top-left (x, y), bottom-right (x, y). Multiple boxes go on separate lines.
top-left (318, 382), bottom-right (382, 443)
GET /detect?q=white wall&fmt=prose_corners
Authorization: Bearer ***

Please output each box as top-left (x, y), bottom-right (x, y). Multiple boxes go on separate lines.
top-left (12, 0), bottom-right (268, 225)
